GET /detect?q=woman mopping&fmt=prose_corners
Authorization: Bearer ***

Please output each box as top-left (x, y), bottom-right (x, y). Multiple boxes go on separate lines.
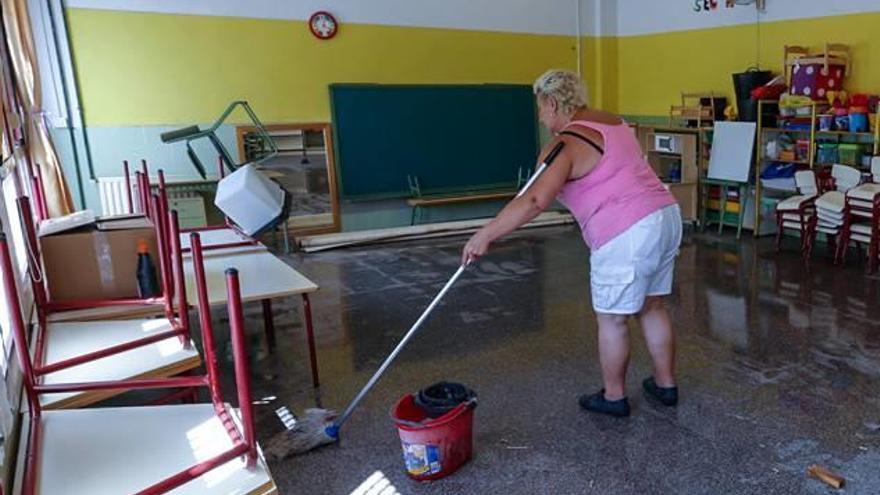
top-left (462, 69), bottom-right (682, 417)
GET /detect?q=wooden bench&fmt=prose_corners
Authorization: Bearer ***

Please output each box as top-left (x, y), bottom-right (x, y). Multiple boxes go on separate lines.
top-left (406, 173), bottom-right (525, 225)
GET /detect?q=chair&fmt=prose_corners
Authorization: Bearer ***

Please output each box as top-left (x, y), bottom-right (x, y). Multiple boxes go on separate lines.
top-left (837, 157), bottom-right (880, 272)
top-left (158, 168), bottom-right (317, 375)
top-left (775, 170), bottom-right (819, 260)
top-left (118, 162), bottom-right (257, 254)
top-left (807, 164), bottom-right (862, 261)
top-left (16, 197), bottom-right (200, 409)
top-left (2, 229), bottom-right (274, 494)
top-left (27, 162), bottom-right (49, 223)
top-left (154, 169), bottom-right (258, 254)
top-left (134, 159), bottom-right (153, 219)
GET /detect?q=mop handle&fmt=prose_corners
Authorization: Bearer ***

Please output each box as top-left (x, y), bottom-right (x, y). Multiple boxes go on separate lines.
top-left (333, 140), bottom-right (566, 430)
top-left (334, 263), bottom-right (468, 429)
top-left (516, 141), bottom-right (566, 198)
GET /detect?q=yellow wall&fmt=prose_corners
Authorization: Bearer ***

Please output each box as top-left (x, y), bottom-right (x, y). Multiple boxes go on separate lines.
top-left (67, 8), bottom-right (880, 124)
top-left (67, 8), bottom-right (577, 126)
top-left (581, 35), bottom-right (618, 111)
top-left (613, 11), bottom-right (880, 116)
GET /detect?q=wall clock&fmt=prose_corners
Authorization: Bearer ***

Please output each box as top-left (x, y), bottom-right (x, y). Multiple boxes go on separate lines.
top-left (309, 11), bottom-right (338, 40)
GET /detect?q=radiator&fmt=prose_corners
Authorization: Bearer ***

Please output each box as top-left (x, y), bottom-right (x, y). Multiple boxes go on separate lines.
top-left (96, 177), bottom-right (138, 216)
top-left (96, 177), bottom-right (208, 228)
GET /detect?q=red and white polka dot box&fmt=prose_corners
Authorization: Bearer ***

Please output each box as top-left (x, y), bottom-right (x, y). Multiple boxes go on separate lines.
top-left (790, 62), bottom-right (846, 100)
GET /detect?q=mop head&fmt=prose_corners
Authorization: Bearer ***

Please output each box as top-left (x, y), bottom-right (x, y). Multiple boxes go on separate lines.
top-left (264, 408), bottom-right (339, 460)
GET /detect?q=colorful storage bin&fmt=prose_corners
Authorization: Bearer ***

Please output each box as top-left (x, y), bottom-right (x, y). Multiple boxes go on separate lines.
top-left (838, 144), bottom-right (863, 166)
top-left (816, 143), bottom-right (838, 165)
top-left (850, 112), bottom-right (869, 133)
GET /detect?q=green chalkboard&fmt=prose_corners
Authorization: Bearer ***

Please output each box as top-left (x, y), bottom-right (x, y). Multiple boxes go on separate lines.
top-left (330, 84), bottom-right (538, 200)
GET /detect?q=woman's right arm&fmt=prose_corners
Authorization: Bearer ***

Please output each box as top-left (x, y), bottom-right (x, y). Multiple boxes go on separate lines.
top-left (460, 139), bottom-right (575, 264)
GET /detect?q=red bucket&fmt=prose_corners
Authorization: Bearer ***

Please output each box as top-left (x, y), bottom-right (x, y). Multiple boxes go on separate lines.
top-left (392, 394), bottom-right (476, 481)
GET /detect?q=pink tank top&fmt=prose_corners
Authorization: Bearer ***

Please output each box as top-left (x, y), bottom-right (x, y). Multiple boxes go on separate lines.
top-left (557, 120), bottom-right (676, 250)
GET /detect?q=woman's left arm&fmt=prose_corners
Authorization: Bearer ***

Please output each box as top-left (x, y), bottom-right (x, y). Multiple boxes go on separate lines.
top-left (461, 139), bottom-right (574, 264)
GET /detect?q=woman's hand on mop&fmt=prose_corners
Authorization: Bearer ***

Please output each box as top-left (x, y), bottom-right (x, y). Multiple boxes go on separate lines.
top-left (462, 230), bottom-right (491, 265)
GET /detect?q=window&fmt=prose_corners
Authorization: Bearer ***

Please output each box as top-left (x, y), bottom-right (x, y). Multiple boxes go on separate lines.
top-left (0, 165), bottom-right (32, 374)
top-left (0, 164), bottom-right (29, 446)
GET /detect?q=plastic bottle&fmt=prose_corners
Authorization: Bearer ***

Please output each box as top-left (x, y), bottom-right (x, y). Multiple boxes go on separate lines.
top-left (136, 239), bottom-right (160, 298)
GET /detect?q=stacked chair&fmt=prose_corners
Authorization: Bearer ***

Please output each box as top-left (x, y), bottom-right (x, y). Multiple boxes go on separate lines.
top-left (837, 157), bottom-right (880, 272)
top-left (775, 170), bottom-right (820, 260)
top-left (2, 222), bottom-right (274, 494)
top-left (3, 171), bottom-right (277, 492)
top-left (813, 164), bottom-right (862, 255)
top-left (776, 165), bottom-right (863, 262)
top-left (15, 194), bottom-right (201, 409)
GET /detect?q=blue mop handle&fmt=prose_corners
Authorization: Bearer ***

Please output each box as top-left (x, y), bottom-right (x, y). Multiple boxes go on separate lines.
top-left (327, 140), bottom-right (567, 437)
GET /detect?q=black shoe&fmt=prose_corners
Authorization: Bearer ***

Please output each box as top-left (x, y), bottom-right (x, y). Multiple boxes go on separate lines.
top-left (579, 390), bottom-right (630, 417)
top-left (642, 377), bottom-right (678, 406)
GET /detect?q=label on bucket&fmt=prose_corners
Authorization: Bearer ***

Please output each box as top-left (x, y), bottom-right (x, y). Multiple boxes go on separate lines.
top-left (401, 442), bottom-right (442, 476)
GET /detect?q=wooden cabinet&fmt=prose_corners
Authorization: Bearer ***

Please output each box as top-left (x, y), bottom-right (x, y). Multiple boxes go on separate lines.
top-left (637, 126), bottom-right (701, 222)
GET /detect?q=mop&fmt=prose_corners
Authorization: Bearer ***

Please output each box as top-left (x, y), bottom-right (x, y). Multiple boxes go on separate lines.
top-left (265, 141), bottom-right (567, 459)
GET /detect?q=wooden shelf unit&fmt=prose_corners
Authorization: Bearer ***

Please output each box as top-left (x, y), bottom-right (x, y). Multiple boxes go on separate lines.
top-left (754, 100), bottom-right (816, 237)
top-left (755, 99), bottom-right (880, 237)
top-left (669, 92), bottom-right (723, 128)
top-left (638, 126), bottom-right (703, 222)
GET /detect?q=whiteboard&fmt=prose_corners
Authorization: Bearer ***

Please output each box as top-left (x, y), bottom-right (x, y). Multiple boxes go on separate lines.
top-left (707, 122), bottom-right (757, 183)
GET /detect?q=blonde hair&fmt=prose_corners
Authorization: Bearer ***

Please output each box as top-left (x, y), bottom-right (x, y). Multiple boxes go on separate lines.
top-left (533, 69), bottom-right (588, 115)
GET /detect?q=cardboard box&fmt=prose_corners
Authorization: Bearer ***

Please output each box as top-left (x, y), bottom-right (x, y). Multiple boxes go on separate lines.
top-left (39, 216), bottom-right (159, 302)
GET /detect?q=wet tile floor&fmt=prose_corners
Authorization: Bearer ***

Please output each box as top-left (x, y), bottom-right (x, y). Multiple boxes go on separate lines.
top-left (213, 225), bottom-right (880, 494)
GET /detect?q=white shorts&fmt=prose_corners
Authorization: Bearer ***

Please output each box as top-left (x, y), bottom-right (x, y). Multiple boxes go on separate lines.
top-left (589, 205), bottom-right (682, 315)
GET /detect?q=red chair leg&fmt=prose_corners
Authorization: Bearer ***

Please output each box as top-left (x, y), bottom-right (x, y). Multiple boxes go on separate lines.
top-left (869, 239), bottom-right (879, 274)
top-left (830, 235), bottom-right (839, 263)
top-left (804, 224), bottom-right (810, 252)
top-left (804, 221), bottom-right (816, 261)
top-left (775, 212), bottom-right (784, 252)
top-left (835, 237), bottom-right (846, 265)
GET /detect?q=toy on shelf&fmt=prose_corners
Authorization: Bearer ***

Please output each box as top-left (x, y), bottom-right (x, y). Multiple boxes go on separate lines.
top-left (784, 43), bottom-right (850, 101)
top-left (812, 91), bottom-right (880, 134)
top-left (849, 94), bottom-right (870, 133)
top-left (724, 105), bottom-right (738, 121)
top-left (750, 75), bottom-right (788, 101)
top-left (777, 95), bottom-right (815, 131)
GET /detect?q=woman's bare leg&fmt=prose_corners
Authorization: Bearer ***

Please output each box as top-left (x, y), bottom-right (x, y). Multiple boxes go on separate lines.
top-left (596, 312), bottom-right (630, 400)
top-left (638, 296), bottom-right (676, 387)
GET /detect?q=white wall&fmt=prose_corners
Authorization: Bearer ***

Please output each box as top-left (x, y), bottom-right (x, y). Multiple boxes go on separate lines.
top-left (579, 0), bottom-right (617, 37)
top-left (67, 0), bottom-right (582, 36)
top-left (64, 0), bottom-right (880, 38)
top-left (617, 0), bottom-right (880, 36)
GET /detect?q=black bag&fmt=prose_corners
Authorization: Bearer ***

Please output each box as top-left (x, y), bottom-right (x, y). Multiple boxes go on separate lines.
top-left (732, 69), bottom-right (773, 122)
